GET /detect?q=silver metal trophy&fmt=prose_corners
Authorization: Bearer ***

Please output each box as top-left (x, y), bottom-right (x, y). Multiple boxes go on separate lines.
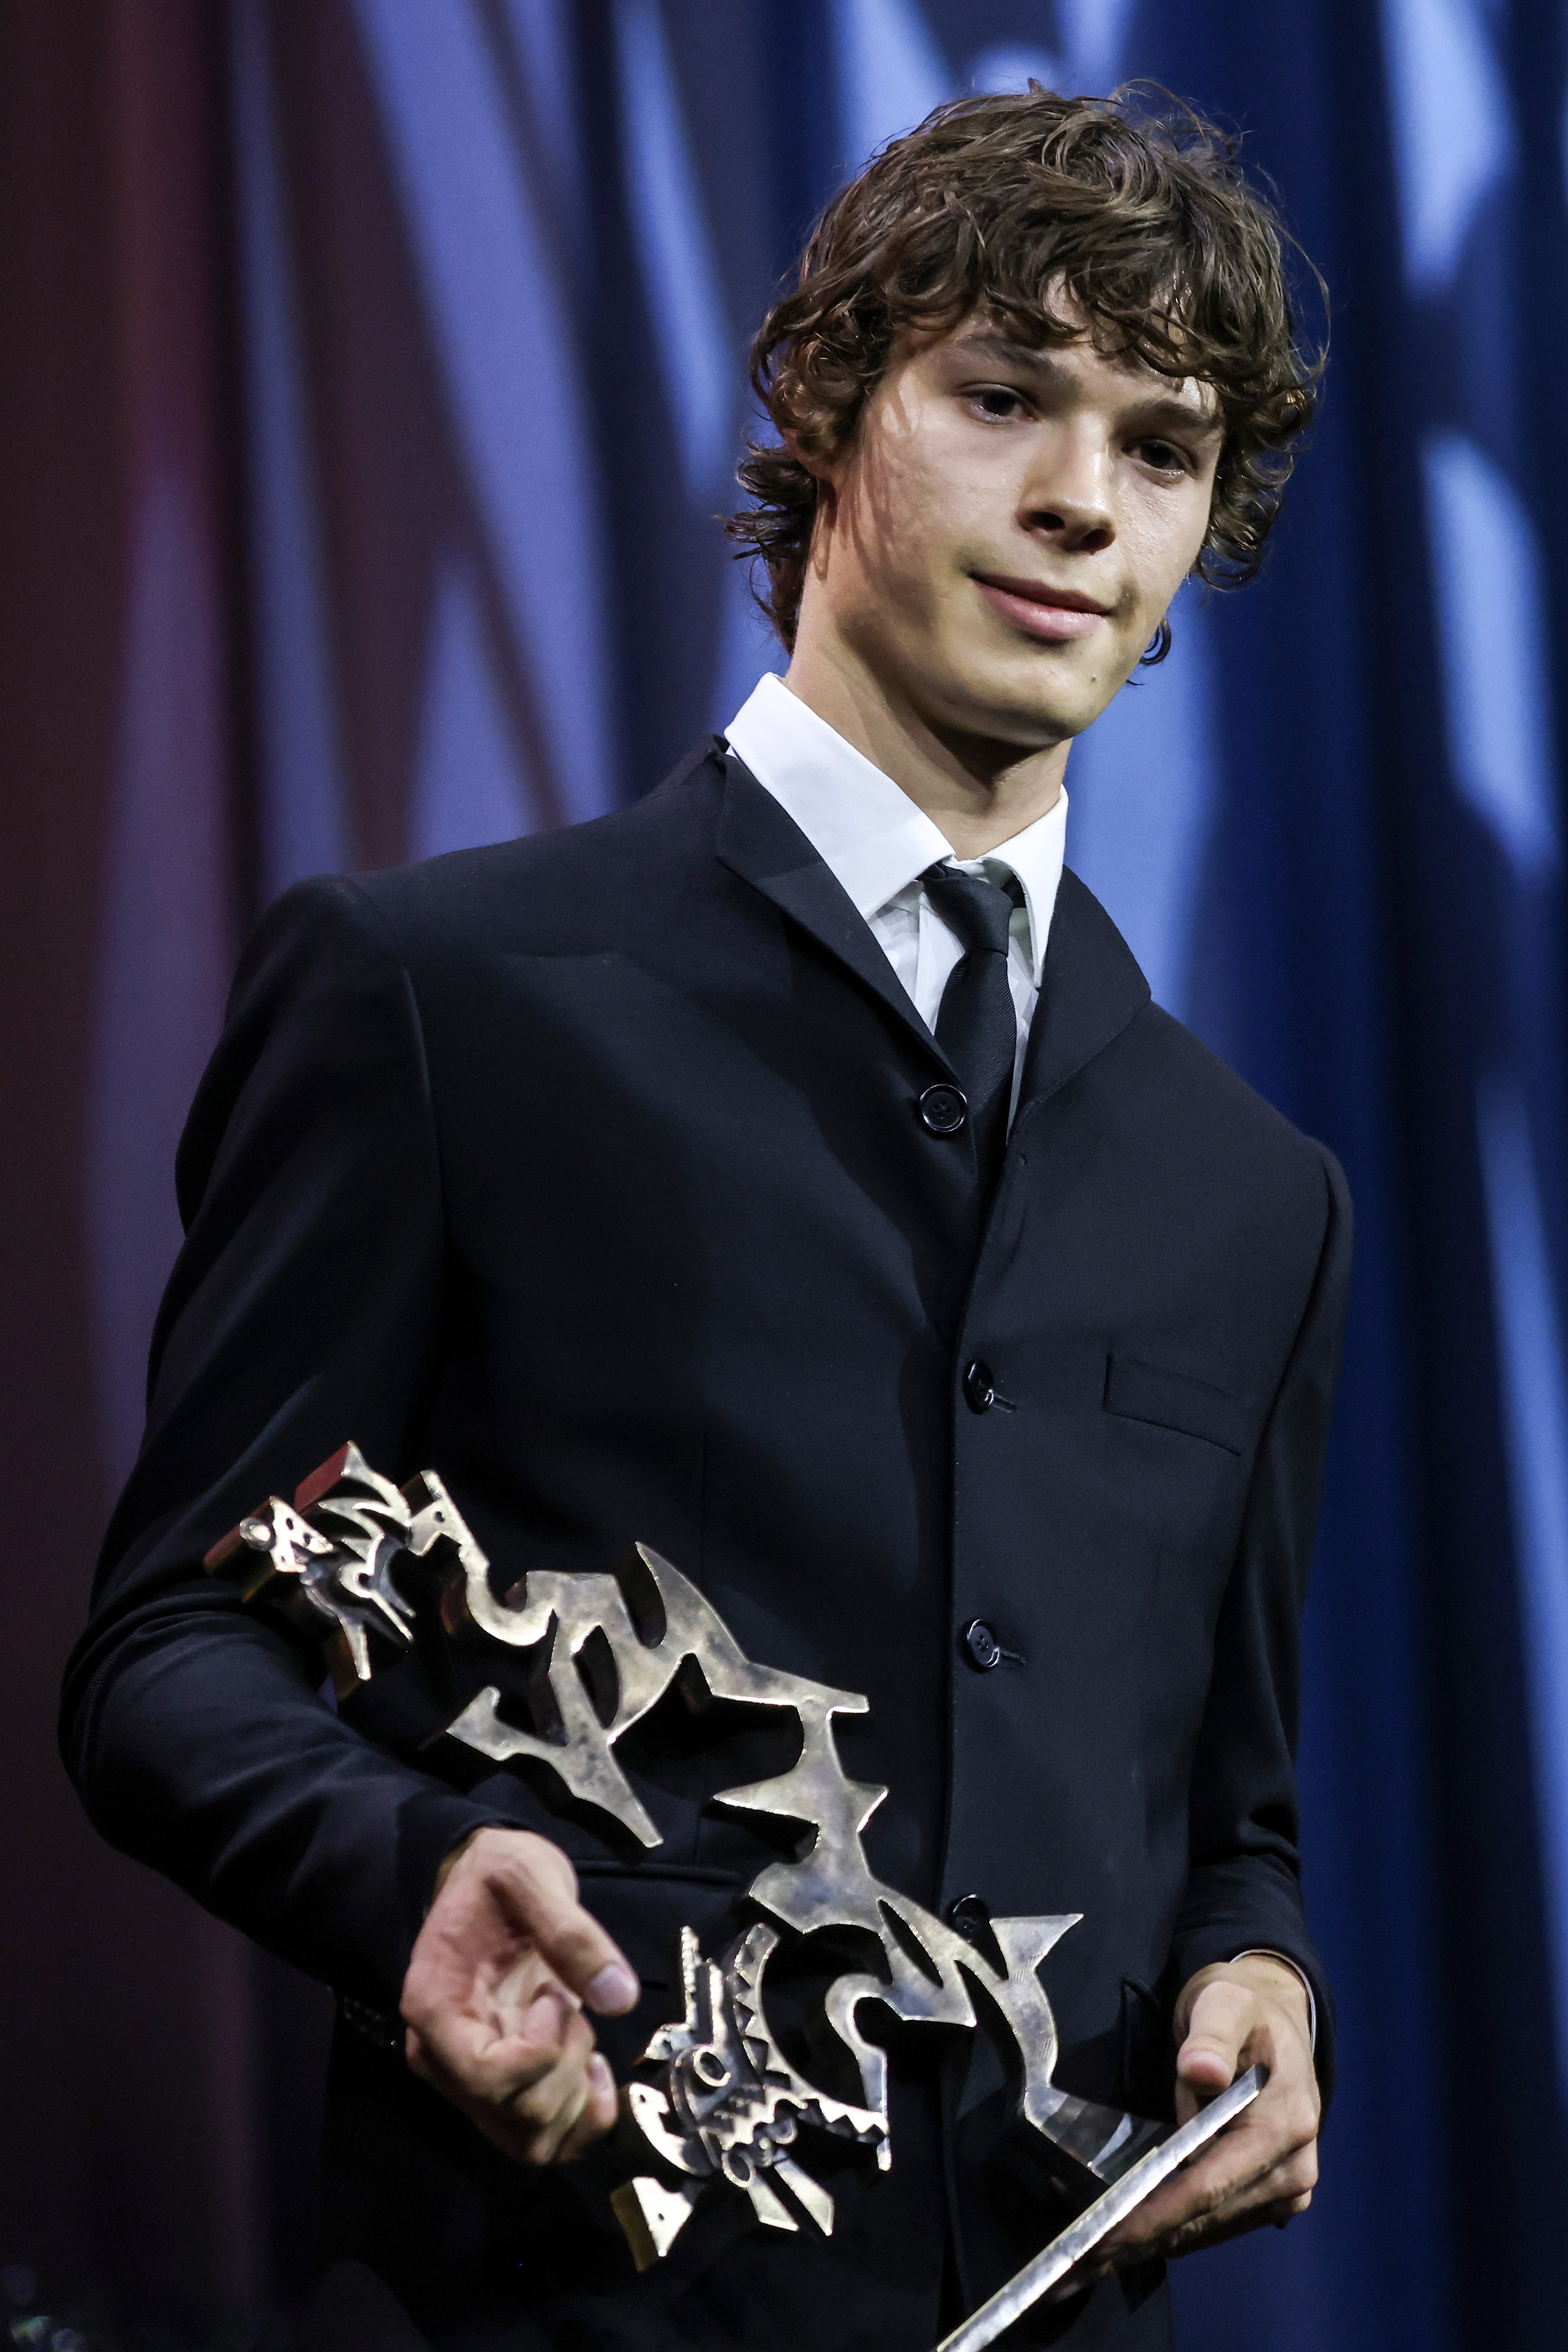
top-left (206, 1445), bottom-right (1261, 2350)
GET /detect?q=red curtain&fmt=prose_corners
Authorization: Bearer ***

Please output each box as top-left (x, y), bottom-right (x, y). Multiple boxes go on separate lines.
top-left (0, 2), bottom-right (275, 2321)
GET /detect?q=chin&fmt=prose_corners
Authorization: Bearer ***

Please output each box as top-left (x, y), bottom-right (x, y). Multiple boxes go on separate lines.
top-left (944, 673), bottom-right (1101, 749)
top-left (935, 641), bottom-right (1114, 734)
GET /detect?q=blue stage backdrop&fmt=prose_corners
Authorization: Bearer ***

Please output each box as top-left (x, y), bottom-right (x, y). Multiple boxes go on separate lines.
top-left (7, 2), bottom-right (1568, 2345)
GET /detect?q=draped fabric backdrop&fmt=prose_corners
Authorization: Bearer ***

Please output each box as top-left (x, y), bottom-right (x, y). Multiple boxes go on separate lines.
top-left (4, 2), bottom-right (1566, 2345)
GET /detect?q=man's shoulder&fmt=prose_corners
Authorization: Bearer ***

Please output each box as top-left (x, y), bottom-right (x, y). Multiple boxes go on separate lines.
top-left (1123, 990), bottom-right (1346, 1218)
top-left (1055, 872), bottom-right (1343, 1215)
top-left (349, 741), bottom-right (727, 960)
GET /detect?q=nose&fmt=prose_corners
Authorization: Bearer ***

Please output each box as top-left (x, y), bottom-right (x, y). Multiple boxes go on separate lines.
top-left (1020, 423), bottom-right (1115, 553)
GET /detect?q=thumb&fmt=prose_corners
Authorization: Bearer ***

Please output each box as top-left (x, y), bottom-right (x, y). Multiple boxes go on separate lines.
top-left (1175, 1980), bottom-right (1250, 2097)
top-left (534, 1890), bottom-right (640, 2017)
top-left (491, 1845), bottom-right (641, 2016)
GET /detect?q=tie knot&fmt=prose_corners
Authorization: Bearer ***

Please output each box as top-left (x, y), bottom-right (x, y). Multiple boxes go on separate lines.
top-left (921, 863), bottom-right (1017, 959)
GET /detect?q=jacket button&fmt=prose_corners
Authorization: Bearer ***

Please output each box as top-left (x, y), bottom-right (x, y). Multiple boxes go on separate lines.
top-left (961, 1618), bottom-right (1003, 1671)
top-left (918, 1083), bottom-right (968, 1136)
top-left (963, 1359), bottom-right (996, 1412)
top-left (946, 1892), bottom-right (990, 1941)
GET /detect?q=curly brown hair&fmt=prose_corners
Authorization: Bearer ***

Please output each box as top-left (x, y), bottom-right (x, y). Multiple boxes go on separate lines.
top-left (727, 84), bottom-right (1324, 657)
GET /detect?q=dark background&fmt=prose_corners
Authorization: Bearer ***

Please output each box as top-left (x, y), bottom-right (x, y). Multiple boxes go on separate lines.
top-left (4, 3), bottom-right (1566, 2346)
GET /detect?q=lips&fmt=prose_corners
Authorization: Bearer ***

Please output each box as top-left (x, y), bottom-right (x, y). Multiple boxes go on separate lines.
top-left (972, 573), bottom-right (1112, 644)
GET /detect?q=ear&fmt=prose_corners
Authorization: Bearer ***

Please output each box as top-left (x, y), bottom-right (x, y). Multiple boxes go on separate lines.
top-left (780, 428), bottom-right (840, 490)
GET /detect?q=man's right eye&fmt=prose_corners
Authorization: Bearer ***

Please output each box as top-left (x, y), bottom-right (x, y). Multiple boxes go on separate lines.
top-left (972, 385), bottom-right (1027, 420)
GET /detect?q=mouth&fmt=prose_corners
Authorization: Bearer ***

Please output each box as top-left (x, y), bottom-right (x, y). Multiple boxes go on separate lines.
top-left (971, 572), bottom-right (1114, 644)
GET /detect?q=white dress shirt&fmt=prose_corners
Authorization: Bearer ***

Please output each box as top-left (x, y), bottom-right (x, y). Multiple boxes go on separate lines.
top-left (725, 672), bottom-right (1067, 1121)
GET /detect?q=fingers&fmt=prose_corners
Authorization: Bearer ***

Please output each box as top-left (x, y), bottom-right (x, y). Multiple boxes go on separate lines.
top-left (488, 2031), bottom-right (618, 2167)
top-left (409, 1982), bottom-right (615, 2167)
top-left (1107, 2084), bottom-right (1318, 2256)
top-left (409, 1952), bottom-right (576, 2099)
top-left (1049, 2179), bottom-right (1315, 2305)
top-left (555, 2052), bottom-right (620, 2163)
top-left (496, 2013), bottom-right (598, 2165)
top-left (1046, 2128), bottom-right (1317, 2306)
top-left (1146, 2127), bottom-right (1319, 2248)
top-left (401, 1826), bottom-right (637, 2169)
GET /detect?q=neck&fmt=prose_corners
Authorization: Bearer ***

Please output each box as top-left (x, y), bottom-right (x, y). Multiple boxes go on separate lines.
top-left (782, 631), bottom-right (1068, 859)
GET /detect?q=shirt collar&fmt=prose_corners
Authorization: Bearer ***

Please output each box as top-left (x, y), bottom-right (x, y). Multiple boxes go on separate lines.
top-left (957, 805), bottom-right (1069, 987)
top-left (725, 671), bottom-right (1069, 984)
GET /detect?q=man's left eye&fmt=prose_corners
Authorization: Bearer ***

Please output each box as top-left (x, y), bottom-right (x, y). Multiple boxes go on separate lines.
top-left (973, 386), bottom-right (1025, 419)
top-left (1134, 439), bottom-right (1189, 473)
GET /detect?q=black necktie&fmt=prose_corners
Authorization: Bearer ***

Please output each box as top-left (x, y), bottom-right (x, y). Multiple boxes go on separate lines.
top-left (921, 862), bottom-right (1019, 1180)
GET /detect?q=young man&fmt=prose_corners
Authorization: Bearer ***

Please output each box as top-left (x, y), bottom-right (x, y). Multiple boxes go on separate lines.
top-left (63, 89), bottom-right (1344, 2352)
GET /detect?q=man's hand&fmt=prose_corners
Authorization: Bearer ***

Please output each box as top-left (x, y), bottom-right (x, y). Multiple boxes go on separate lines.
top-left (1047, 1953), bottom-right (1319, 2301)
top-left (399, 1826), bottom-right (640, 2167)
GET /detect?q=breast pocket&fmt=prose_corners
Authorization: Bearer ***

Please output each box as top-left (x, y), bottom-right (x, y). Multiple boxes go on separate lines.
top-left (1102, 1353), bottom-right (1251, 1456)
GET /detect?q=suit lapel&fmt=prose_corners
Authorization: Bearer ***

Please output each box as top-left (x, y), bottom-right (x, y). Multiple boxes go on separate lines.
top-left (714, 748), bottom-right (955, 1075)
top-left (712, 750), bottom-right (1150, 1114)
top-left (1012, 867), bottom-right (1152, 1131)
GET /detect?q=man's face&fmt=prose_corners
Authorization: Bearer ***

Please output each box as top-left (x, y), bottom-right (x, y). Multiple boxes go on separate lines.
top-left (801, 308), bottom-right (1224, 755)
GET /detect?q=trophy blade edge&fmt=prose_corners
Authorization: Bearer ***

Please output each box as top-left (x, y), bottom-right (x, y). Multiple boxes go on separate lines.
top-left (933, 2064), bottom-right (1268, 2352)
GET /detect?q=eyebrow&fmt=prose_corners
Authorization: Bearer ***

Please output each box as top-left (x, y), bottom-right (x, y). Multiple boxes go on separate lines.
top-left (949, 328), bottom-right (1224, 438)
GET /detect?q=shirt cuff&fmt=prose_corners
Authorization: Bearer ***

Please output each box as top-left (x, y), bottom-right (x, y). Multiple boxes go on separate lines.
top-left (1230, 1948), bottom-right (1318, 2051)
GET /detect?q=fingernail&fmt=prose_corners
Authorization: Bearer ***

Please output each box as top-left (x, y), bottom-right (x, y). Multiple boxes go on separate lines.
top-left (589, 2052), bottom-right (612, 2092)
top-left (586, 1962), bottom-right (639, 2013)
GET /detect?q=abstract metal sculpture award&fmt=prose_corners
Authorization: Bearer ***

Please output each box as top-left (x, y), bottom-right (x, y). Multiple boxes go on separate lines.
top-left (206, 1444), bottom-right (1261, 2351)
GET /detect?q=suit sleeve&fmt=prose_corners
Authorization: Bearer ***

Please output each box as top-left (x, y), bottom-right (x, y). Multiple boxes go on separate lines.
top-left (58, 875), bottom-right (507, 2008)
top-left (1166, 1142), bottom-right (1352, 2103)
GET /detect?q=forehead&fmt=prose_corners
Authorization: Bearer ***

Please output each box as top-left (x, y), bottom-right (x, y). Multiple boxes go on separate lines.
top-left (922, 311), bottom-right (1221, 426)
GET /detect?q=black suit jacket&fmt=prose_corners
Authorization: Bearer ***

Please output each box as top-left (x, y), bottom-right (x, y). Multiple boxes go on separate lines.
top-left (62, 745), bottom-right (1350, 2351)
